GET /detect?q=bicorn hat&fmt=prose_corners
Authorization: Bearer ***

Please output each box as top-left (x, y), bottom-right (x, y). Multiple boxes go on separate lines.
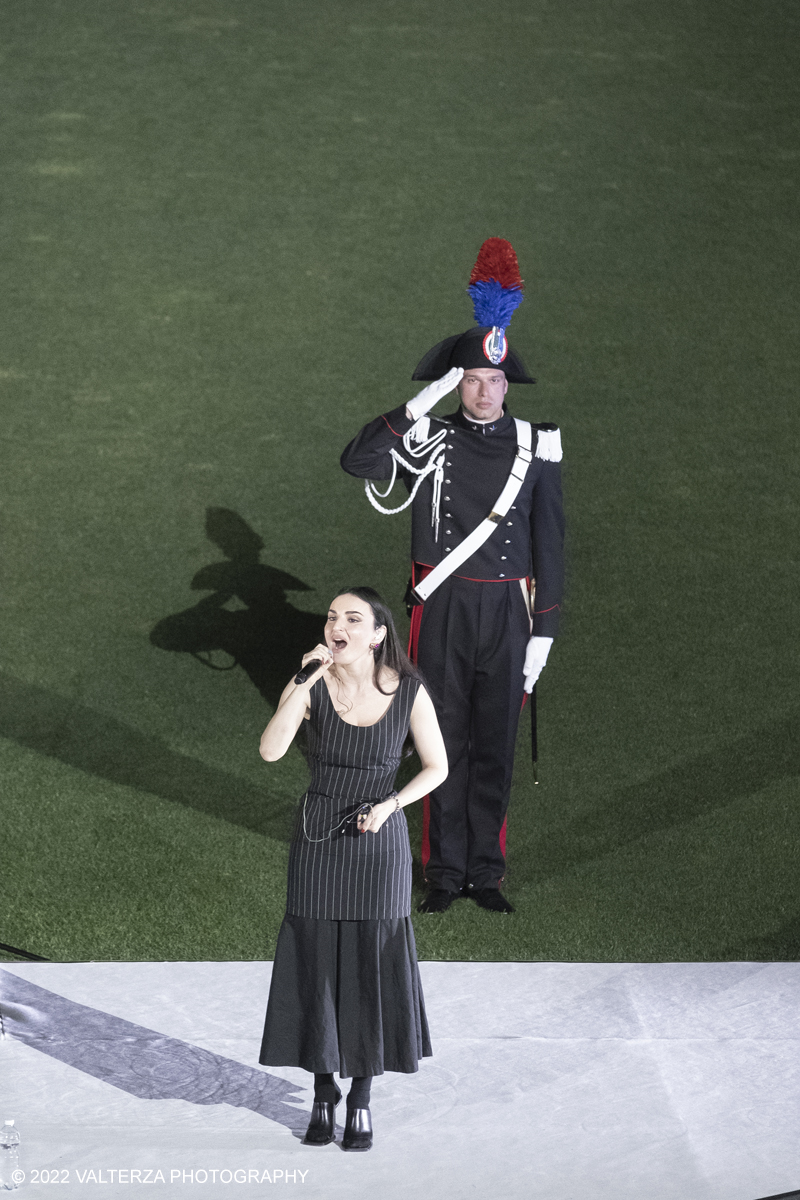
top-left (412, 238), bottom-right (535, 385)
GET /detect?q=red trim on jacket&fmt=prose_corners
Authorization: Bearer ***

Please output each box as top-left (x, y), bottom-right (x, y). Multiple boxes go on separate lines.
top-left (381, 414), bottom-right (405, 437)
top-left (455, 574), bottom-right (525, 583)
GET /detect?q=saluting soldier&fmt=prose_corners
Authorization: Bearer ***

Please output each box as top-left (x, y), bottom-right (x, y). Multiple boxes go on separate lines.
top-left (340, 239), bottom-right (564, 914)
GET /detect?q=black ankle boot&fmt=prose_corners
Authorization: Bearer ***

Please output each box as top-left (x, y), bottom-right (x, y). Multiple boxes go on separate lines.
top-left (342, 1106), bottom-right (372, 1151)
top-left (303, 1086), bottom-right (341, 1146)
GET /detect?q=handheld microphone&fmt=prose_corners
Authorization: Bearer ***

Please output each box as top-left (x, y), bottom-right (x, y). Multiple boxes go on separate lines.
top-left (295, 659), bottom-right (323, 685)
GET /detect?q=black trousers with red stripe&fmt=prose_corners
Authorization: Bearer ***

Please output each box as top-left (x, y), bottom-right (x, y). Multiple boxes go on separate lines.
top-left (413, 574), bottom-right (530, 893)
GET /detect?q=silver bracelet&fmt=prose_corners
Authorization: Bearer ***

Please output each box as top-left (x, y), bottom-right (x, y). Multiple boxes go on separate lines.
top-left (386, 790), bottom-right (401, 812)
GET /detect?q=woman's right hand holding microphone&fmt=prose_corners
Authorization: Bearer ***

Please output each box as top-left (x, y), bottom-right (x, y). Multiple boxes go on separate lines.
top-left (295, 645), bottom-right (334, 686)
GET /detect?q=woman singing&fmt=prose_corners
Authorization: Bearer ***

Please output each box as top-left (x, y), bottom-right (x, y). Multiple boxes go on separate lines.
top-left (258, 586), bottom-right (448, 1151)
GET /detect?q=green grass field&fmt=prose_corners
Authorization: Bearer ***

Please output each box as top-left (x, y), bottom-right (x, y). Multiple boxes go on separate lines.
top-left (1, 0), bottom-right (798, 963)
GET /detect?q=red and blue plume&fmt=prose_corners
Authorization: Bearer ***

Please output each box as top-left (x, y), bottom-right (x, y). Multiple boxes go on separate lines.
top-left (467, 237), bottom-right (525, 328)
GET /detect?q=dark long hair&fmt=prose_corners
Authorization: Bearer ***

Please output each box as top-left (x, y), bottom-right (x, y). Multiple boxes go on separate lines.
top-left (335, 586), bottom-right (424, 696)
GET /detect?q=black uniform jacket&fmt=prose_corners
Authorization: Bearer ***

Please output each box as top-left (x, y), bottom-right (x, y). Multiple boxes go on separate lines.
top-left (341, 403), bottom-right (564, 638)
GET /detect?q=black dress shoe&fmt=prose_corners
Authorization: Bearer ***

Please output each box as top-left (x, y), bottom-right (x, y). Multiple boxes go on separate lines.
top-left (471, 888), bottom-right (515, 913)
top-left (342, 1106), bottom-right (372, 1151)
top-left (417, 888), bottom-right (457, 914)
top-left (303, 1088), bottom-right (341, 1146)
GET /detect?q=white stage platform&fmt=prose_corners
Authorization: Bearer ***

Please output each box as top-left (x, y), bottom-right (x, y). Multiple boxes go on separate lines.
top-left (1, 961), bottom-right (798, 1199)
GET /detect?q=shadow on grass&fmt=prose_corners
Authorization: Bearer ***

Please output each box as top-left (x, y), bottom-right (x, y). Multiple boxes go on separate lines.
top-left (535, 705), bottom-right (800, 876)
top-left (150, 507), bottom-right (326, 710)
top-left (0, 670), bottom-right (294, 841)
top-left (0, 509), bottom-right (331, 843)
top-left (0, 511), bottom-right (375, 848)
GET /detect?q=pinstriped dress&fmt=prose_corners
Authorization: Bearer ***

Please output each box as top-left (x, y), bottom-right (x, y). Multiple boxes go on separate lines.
top-left (259, 674), bottom-right (432, 1077)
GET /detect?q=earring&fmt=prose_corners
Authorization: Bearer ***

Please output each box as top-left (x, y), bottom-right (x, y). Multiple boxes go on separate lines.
top-left (369, 641), bottom-right (381, 652)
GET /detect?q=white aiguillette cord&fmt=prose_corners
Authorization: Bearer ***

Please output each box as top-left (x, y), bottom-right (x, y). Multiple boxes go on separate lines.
top-left (413, 419), bottom-right (533, 603)
top-left (364, 420), bottom-right (448, 537)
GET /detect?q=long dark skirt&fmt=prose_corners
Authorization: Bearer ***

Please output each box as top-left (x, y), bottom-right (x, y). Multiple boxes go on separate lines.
top-left (259, 914), bottom-right (432, 1078)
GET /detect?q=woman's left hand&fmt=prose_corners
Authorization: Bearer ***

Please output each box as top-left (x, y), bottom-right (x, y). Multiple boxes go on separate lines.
top-left (357, 799), bottom-right (397, 835)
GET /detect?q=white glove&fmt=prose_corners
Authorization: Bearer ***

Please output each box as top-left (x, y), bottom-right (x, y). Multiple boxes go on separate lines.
top-left (405, 367), bottom-right (464, 421)
top-left (523, 636), bottom-right (553, 693)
